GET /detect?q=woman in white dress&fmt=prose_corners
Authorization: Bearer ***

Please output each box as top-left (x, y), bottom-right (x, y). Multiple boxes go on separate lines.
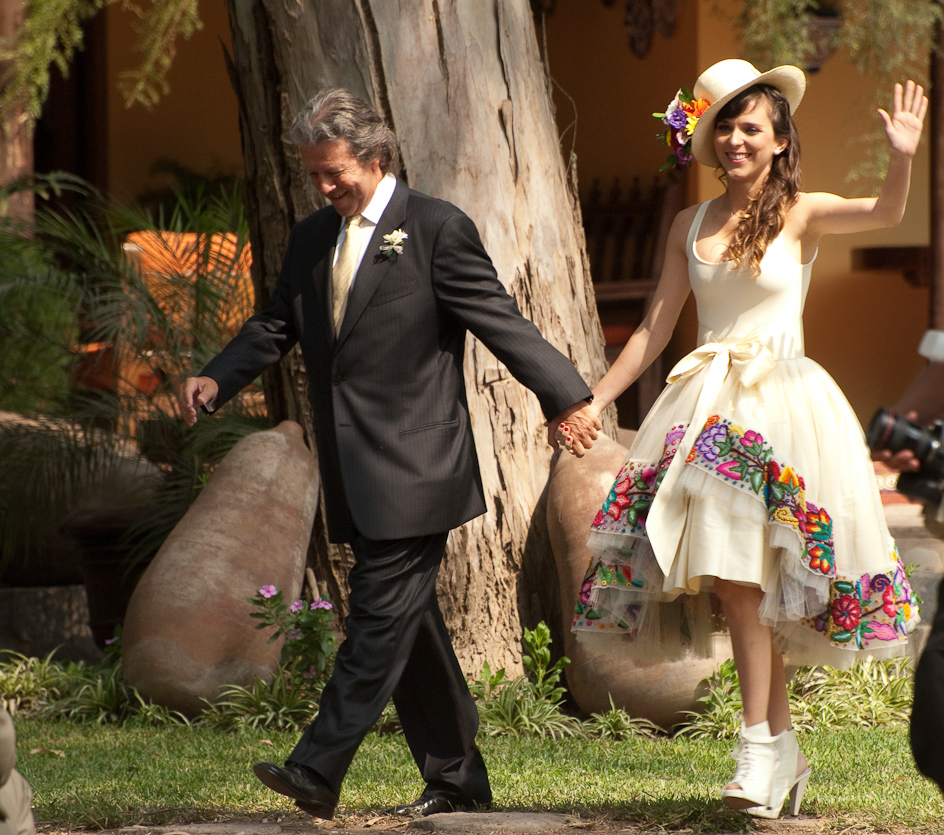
top-left (560, 60), bottom-right (926, 818)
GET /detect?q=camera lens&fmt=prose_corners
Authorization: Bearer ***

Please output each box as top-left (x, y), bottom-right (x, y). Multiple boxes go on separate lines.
top-left (866, 408), bottom-right (896, 451)
top-left (866, 408), bottom-right (940, 465)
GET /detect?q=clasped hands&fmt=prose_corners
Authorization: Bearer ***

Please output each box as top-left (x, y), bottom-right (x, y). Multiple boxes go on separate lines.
top-left (546, 401), bottom-right (601, 458)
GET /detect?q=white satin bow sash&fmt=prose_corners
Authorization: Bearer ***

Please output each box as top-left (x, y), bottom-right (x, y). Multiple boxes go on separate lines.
top-left (646, 336), bottom-right (778, 575)
top-left (667, 338), bottom-right (777, 389)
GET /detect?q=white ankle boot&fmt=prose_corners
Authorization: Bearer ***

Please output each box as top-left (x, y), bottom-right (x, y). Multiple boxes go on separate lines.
top-left (722, 720), bottom-right (778, 810)
top-left (749, 728), bottom-right (811, 819)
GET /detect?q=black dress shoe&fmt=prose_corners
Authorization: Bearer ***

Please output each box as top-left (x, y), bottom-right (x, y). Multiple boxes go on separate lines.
top-left (252, 761), bottom-right (338, 820)
top-left (392, 794), bottom-right (489, 816)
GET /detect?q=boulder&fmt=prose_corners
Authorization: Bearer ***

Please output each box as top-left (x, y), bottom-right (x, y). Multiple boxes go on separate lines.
top-left (122, 421), bottom-right (319, 716)
top-left (547, 431), bottom-right (731, 730)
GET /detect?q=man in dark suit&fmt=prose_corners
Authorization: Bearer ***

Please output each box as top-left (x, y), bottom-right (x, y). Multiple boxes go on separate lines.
top-left (180, 88), bottom-right (599, 820)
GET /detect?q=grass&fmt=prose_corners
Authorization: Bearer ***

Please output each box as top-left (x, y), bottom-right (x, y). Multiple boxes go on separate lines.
top-left (4, 634), bottom-right (940, 832)
top-left (14, 718), bottom-right (944, 833)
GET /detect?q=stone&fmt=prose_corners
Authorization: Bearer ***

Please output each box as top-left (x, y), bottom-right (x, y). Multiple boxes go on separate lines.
top-left (547, 431), bottom-right (730, 730)
top-left (0, 586), bottom-right (100, 663)
top-left (118, 827), bottom-right (282, 835)
top-left (122, 421), bottom-right (319, 716)
top-left (409, 811), bottom-right (572, 832)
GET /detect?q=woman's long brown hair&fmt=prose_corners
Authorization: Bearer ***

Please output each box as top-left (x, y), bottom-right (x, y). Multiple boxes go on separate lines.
top-left (716, 85), bottom-right (802, 276)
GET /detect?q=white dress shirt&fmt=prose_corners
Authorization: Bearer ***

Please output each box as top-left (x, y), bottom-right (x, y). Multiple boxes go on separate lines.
top-left (332, 172), bottom-right (398, 288)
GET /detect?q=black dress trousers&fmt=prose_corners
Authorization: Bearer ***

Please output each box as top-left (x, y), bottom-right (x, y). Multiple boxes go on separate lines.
top-left (287, 530), bottom-right (491, 804)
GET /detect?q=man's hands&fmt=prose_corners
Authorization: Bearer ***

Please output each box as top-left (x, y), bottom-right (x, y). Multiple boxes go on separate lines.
top-left (178, 376), bottom-right (219, 427)
top-left (546, 400), bottom-right (602, 458)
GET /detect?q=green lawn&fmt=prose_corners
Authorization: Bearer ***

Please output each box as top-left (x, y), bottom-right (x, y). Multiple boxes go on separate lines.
top-left (14, 719), bottom-right (943, 833)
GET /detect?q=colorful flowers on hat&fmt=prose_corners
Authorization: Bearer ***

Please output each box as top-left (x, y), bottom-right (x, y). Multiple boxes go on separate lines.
top-left (654, 87), bottom-right (709, 170)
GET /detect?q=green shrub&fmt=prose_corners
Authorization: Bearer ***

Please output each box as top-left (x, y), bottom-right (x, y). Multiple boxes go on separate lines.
top-left (247, 584), bottom-right (336, 685)
top-left (0, 622), bottom-right (920, 743)
top-left (0, 651), bottom-right (68, 715)
top-left (584, 696), bottom-right (661, 741)
top-left (679, 658), bottom-right (743, 739)
top-left (471, 623), bottom-right (583, 739)
top-left (198, 668), bottom-right (321, 733)
top-left (791, 655), bottom-right (913, 728)
top-left (678, 655), bottom-right (915, 739)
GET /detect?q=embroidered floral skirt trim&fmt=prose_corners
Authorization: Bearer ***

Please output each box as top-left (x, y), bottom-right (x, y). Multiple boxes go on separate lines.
top-left (573, 413), bottom-right (919, 668)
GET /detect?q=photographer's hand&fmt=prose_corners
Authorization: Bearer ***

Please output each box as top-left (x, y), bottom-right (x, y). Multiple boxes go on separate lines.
top-left (872, 410), bottom-right (922, 472)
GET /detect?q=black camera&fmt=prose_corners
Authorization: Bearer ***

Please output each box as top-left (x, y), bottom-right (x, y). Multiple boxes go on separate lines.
top-left (866, 407), bottom-right (944, 506)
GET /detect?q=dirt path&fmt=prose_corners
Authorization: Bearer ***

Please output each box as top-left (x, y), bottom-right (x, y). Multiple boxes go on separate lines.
top-left (33, 811), bottom-right (924, 835)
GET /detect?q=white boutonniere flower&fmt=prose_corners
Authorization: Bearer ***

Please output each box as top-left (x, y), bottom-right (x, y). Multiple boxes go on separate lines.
top-left (380, 229), bottom-right (408, 259)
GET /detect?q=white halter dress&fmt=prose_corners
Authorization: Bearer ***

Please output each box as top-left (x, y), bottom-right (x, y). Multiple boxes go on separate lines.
top-left (572, 199), bottom-right (918, 667)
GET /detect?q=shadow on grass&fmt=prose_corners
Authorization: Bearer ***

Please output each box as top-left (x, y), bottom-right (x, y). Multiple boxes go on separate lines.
top-left (499, 797), bottom-right (757, 834)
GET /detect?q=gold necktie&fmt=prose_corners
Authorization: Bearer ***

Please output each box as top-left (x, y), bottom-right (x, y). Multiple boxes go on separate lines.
top-left (332, 214), bottom-right (367, 333)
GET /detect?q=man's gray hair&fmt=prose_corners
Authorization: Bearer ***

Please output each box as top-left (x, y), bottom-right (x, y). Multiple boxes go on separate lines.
top-left (290, 88), bottom-right (401, 177)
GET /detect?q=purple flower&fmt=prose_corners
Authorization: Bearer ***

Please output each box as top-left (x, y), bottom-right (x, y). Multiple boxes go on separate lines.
top-left (259, 585), bottom-right (278, 598)
top-left (290, 600), bottom-right (304, 613)
top-left (287, 629), bottom-right (302, 641)
top-left (105, 637), bottom-right (119, 646)
top-left (302, 665), bottom-right (318, 679)
top-left (665, 425), bottom-right (685, 446)
top-left (665, 108), bottom-right (688, 130)
top-left (311, 598), bottom-right (333, 611)
top-left (694, 424), bottom-right (728, 462)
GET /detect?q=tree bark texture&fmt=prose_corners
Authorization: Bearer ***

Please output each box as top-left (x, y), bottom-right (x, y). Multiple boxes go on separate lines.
top-left (225, 0), bottom-right (614, 674)
top-left (0, 0), bottom-right (33, 220)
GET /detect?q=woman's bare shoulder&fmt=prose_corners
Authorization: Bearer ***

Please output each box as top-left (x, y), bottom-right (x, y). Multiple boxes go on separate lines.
top-left (668, 203), bottom-right (703, 239)
top-left (676, 202), bottom-right (704, 223)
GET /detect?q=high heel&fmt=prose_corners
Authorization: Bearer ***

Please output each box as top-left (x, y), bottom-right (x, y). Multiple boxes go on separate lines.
top-left (722, 721), bottom-right (778, 810)
top-left (749, 728), bottom-right (811, 819)
top-left (787, 765), bottom-right (811, 816)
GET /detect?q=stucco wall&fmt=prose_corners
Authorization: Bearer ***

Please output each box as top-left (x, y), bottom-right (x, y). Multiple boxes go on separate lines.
top-left (104, 2), bottom-right (243, 203)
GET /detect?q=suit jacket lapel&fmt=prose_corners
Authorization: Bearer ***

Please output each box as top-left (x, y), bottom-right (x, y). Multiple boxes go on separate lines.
top-left (312, 213), bottom-right (343, 344)
top-left (335, 180), bottom-right (410, 349)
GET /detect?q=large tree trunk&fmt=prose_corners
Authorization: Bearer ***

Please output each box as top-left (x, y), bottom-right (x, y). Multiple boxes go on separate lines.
top-left (0, 0), bottom-right (33, 221)
top-left (225, 0), bottom-right (614, 674)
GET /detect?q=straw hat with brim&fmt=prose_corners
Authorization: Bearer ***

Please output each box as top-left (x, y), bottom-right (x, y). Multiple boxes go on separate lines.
top-left (690, 59), bottom-right (806, 168)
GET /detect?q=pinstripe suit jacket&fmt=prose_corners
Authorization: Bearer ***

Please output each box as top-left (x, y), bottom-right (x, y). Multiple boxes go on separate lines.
top-left (202, 180), bottom-right (591, 542)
